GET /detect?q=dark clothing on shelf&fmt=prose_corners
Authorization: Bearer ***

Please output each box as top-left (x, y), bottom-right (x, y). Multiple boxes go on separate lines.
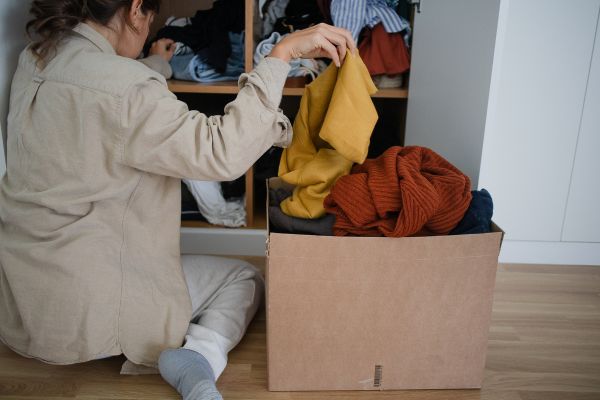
top-left (273, 0), bottom-right (324, 34)
top-left (255, 147), bottom-right (284, 182)
top-left (450, 189), bottom-right (494, 235)
top-left (316, 0), bottom-right (332, 23)
top-left (269, 187), bottom-right (335, 235)
top-left (358, 23), bottom-right (410, 76)
top-left (154, 0), bottom-right (245, 72)
top-left (221, 176), bottom-right (246, 200)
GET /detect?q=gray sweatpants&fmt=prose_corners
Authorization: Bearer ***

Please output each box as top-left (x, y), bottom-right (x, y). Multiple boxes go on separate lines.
top-left (120, 255), bottom-right (264, 379)
top-left (180, 255), bottom-right (264, 379)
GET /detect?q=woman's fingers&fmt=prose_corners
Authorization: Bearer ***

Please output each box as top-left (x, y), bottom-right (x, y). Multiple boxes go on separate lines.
top-left (150, 38), bottom-right (177, 61)
top-left (316, 27), bottom-right (348, 63)
top-left (269, 23), bottom-right (357, 66)
top-left (316, 36), bottom-right (341, 66)
top-left (331, 26), bottom-right (357, 54)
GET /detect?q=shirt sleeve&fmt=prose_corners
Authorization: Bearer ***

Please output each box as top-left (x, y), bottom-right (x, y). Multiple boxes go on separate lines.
top-left (138, 55), bottom-right (173, 79)
top-left (119, 57), bottom-right (293, 181)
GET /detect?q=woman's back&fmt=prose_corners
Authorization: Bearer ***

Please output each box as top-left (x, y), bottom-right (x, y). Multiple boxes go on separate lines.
top-left (0, 23), bottom-right (192, 365)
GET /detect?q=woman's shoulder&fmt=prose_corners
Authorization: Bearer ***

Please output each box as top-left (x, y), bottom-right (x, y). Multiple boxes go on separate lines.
top-left (21, 37), bottom-right (167, 98)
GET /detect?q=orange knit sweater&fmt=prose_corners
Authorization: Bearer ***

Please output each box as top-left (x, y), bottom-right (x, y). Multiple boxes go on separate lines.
top-left (323, 146), bottom-right (472, 237)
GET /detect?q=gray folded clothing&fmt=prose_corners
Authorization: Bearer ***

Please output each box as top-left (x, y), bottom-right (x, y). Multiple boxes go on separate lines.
top-left (269, 187), bottom-right (335, 236)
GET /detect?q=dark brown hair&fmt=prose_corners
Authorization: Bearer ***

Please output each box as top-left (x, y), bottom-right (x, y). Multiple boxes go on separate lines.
top-left (27, 0), bottom-right (161, 65)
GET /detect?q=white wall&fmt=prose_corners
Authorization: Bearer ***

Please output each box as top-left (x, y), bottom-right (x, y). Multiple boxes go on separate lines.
top-left (0, 0), bottom-right (30, 176)
top-left (479, 0), bottom-right (600, 264)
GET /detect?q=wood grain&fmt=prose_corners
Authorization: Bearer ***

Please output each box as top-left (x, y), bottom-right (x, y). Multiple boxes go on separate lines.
top-left (1, 262), bottom-right (599, 399)
top-left (167, 80), bottom-right (409, 99)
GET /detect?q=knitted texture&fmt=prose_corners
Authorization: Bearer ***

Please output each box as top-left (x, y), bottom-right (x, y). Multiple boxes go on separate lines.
top-left (324, 146), bottom-right (472, 237)
top-left (278, 51), bottom-right (378, 219)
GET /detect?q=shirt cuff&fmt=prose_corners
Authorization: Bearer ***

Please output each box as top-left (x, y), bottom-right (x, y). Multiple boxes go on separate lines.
top-left (245, 57), bottom-right (291, 109)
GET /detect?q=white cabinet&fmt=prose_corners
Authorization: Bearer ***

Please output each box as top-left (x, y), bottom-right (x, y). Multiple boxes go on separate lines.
top-left (562, 18), bottom-right (600, 243)
top-left (477, 0), bottom-right (600, 263)
top-left (478, 0), bottom-right (599, 242)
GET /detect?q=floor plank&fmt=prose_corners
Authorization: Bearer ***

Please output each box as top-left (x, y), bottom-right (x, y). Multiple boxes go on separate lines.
top-left (1, 262), bottom-right (599, 399)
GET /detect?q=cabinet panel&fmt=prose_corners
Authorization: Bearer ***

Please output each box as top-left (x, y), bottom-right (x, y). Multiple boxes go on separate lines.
top-left (404, 0), bottom-right (501, 184)
top-left (0, 0), bottom-right (30, 177)
top-left (478, 0), bottom-right (600, 241)
top-left (562, 10), bottom-right (600, 243)
top-left (1, 126), bottom-right (5, 177)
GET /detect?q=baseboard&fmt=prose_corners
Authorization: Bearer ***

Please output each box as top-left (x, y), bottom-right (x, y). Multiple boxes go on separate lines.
top-left (180, 227), bottom-right (267, 257)
top-left (500, 240), bottom-right (600, 265)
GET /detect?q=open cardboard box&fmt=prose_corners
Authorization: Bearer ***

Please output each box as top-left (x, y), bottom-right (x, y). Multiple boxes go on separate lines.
top-left (265, 177), bottom-right (504, 391)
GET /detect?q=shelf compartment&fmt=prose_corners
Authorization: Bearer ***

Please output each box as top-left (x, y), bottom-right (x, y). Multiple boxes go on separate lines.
top-left (167, 80), bottom-right (239, 94)
top-left (181, 211), bottom-right (266, 230)
top-left (168, 80), bottom-right (409, 98)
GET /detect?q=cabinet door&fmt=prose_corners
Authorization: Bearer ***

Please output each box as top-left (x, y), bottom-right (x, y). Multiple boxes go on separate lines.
top-left (404, 0), bottom-right (501, 185)
top-left (1, 126), bottom-right (5, 177)
top-left (0, 0), bottom-right (31, 177)
top-left (562, 12), bottom-right (600, 243)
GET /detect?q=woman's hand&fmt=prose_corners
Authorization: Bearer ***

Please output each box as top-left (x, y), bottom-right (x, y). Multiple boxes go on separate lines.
top-left (149, 38), bottom-right (176, 62)
top-left (269, 23), bottom-right (357, 67)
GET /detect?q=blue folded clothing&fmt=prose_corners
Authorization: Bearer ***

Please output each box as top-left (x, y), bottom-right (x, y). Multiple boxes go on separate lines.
top-left (170, 32), bottom-right (245, 83)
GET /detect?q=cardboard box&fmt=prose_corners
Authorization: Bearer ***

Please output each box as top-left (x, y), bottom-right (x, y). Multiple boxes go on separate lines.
top-left (266, 178), bottom-right (503, 391)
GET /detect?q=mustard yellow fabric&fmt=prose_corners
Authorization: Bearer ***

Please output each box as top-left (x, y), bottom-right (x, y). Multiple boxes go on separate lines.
top-left (278, 51), bottom-right (378, 219)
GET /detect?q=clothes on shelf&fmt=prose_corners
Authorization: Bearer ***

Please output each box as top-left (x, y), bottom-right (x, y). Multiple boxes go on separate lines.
top-left (323, 146), bottom-right (472, 237)
top-left (372, 74), bottom-right (403, 89)
top-left (170, 32), bottom-right (245, 83)
top-left (261, 0), bottom-right (290, 39)
top-left (254, 147), bottom-right (284, 182)
top-left (183, 179), bottom-right (246, 228)
top-left (154, 0), bottom-right (244, 73)
top-left (182, 182), bottom-right (209, 222)
top-left (278, 52), bottom-right (378, 219)
top-left (221, 176), bottom-right (246, 201)
top-left (326, 0), bottom-right (411, 89)
top-left (450, 189), bottom-right (494, 235)
top-left (330, 0), bottom-right (411, 44)
top-left (358, 23), bottom-right (410, 78)
top-left (163, 17), bottom-right (194, 56)
top-left (271, 0), bottom-right (324, 35)
top-left (269, 187), bottom-right (335, 235)
top-left (317, 0), bottom-right (332, 24)
top-left (255, 31), bottom-right (328, 79)
top-left (164, 15), bottom-right (193, 56)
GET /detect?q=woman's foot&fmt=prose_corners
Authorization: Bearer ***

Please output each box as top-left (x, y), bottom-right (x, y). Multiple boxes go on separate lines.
top-left (158, 348), bottom-right (223, 400)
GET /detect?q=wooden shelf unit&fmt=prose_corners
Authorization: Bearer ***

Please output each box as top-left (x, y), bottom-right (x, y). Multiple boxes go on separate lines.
top-left (168, 80), bottom-right (409, 98)
top-left (159, 0), bottom-right (410, 230)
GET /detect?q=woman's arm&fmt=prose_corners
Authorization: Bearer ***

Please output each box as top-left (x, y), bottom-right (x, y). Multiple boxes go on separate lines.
top-left (119, 57), bottom-right (292, 181)
top-left (120, 24), bottom-right (355, 181)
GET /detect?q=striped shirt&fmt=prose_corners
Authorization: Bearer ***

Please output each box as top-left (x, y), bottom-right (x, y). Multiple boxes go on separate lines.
top-left (331, 0), bottom-right (411, 44)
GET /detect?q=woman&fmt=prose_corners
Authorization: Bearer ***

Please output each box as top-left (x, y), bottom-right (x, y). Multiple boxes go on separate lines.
top-left (0, 0), bottom-right (355, 398)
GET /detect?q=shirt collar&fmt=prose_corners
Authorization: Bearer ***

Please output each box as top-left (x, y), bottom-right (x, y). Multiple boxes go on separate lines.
top-left (72, 23), bottom-right (117, 55)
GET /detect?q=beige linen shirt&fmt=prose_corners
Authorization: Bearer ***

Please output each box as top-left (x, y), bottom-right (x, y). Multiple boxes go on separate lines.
top-left (0, 23), bottom-right (292, 366)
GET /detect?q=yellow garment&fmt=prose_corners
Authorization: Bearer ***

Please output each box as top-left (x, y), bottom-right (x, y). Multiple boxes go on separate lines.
top-left (278, 52), bottom-right (378, 219)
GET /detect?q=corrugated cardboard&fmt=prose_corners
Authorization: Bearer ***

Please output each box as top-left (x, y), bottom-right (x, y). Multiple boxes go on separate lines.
top-left (266, 177), bottom-right (503, 391)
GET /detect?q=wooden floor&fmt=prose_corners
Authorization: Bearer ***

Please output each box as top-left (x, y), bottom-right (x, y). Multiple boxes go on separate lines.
top-left (1, 261), bottom-right (599, 400)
